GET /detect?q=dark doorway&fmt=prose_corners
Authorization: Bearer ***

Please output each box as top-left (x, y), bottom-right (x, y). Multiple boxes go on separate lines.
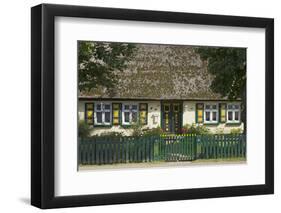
top-left (161, 102), bottom-right (182, 133)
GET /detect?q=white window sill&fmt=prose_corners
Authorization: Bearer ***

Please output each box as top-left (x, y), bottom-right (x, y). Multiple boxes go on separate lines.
top-left (226, 121), bottom-right (241, 124)
top-left (204, 121), bottom-right (219, 124)
top-left (94, 123), bottom-right (112, 126)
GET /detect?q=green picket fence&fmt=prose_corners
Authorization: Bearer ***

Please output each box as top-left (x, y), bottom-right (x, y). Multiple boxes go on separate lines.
top-left (79, 134), bottom-right (246, 165)
top-left (79, 136), bottom-right (158, 165)
top-left (196, 134), bottom-right (246, 159)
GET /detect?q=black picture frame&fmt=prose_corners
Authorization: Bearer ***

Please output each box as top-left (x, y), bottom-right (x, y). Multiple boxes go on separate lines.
top-left (31, 3), bottom-right (274, 209)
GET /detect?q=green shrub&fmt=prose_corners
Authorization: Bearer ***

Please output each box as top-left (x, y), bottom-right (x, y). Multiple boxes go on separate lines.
top-left (131, 124), bottom-right (164, 137)
top-left (142, 126), bottom-right (164, 136)
top-left (78, 121), bottom-right (91, 138)
top-left (181, 124), bottom-right (210, 135)
top-left (131, 123), bottom-right (144, 137)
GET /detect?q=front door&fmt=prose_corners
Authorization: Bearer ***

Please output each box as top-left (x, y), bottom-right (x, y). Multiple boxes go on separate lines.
top-left (161, 102), bottom-right (182, 133)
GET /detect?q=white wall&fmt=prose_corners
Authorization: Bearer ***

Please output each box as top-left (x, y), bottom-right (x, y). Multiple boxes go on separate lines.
top-left (182, 101), bottom-right (197, 125)
top-left (147, 101), bottom-right (161, 129)
top-left (0, 0), bottom-right (279, 213)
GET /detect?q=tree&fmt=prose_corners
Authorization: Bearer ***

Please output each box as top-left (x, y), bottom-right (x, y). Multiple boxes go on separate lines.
top-left (196, 47), bottom-right (246, 99)
top-left (78, 41), bottom-right (136, 91)
top-left (196, 47), bottom-right (247, 132)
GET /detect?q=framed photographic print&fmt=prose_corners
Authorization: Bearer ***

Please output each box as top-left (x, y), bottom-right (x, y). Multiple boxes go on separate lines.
top-left (31, 3), bottom-right (274, 209)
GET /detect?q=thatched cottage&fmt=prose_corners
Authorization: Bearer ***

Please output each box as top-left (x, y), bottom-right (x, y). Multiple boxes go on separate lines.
top-left (78, 44), bottom-right (244, 135)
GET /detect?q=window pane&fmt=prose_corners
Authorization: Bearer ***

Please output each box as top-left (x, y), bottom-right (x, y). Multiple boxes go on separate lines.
top-left (228, 105), bottom-right (233, 110)
top-left (132, 111), bottom-right (138, 123)
top-left (104, 104), bottom-right (111, 110)
top-left (212, 111), bottom-right (217, 121)
top-left (124, 105), bottom-right (130, 110)
top-left (235, 111), bottom-right (239, 120)
top-left (96, 104), bottom-right (102, 111)
top-left (132, 105), bottom-right (138, 110)
top-left (124, 112), bottom-right (130, 123)
top-left (212, 105), bottom-right (217, 109)
top-left (234, 105), bottom-right (239, 109)
top-left (96, 112), bottom-right (102, 123)
top-left (205, 105), bottom-right (210, 110)
top-left (206, 111), bottom-right (210, 121)
top-left (164, 105), bottom-right (170, 112)
top-left (228, 111), bottom-right (233, 121)
top-left (104, 112), bottom-right (111, 123)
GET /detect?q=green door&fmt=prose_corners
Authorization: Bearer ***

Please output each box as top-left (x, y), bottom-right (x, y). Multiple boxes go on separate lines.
top-left (161, 102), bottom-right (182, 133)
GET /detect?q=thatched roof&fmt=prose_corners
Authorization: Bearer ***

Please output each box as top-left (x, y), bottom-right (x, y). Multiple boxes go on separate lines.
top-left (79, 43), bottom-right (225, 100)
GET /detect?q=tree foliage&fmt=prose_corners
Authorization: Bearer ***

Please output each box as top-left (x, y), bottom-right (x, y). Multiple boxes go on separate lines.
top-left (196, 47), bottom-right (247, 132)
top-left (78, 41), bottom-right (136, 91)
top-left (196, 47), bottom-right (246, 99)
top-left (78, 121), bottom-right (91, 139)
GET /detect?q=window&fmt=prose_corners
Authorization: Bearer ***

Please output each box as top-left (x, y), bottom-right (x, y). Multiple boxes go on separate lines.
top-left (227, 103), bottom-right (240, 123)
top-left (174, 104), bottom-right (179, 112)
top-left (122, 104), bottom-right (138, 125)
top-left (164, 104), bottom-right (170, 112)
top-left (204, 103), bottom-right (218, 123)
top-left (94, 102), bottom-right (111, 125)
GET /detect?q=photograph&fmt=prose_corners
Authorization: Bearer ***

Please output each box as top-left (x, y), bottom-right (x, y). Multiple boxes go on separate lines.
top-left (77, 41), bottom-right (247, 170)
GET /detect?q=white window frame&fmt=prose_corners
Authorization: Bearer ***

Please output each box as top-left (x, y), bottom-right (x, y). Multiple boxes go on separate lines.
top-left (94, 102), bottom-right (112, 125)
top-left (226, 103), bottom-right (241, 123)
top-left (122, 103), bottom-right (139, 125)
top-left (204, 103), bottom-right (219, 124)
